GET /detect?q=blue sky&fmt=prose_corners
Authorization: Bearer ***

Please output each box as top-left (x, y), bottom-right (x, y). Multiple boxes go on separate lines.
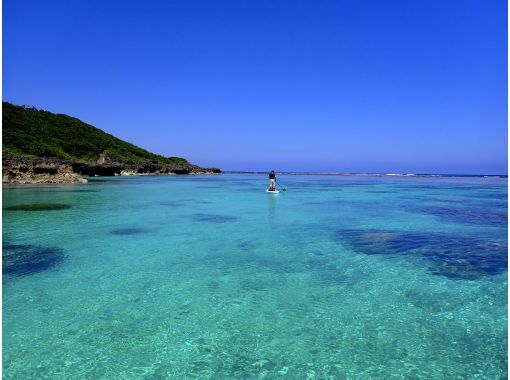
top-left (3, 0), bottom-right (507, 174)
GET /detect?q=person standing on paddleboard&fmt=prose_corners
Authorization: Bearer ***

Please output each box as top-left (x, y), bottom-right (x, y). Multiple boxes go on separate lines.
top-left (269, 170), bottom-right (276, 191)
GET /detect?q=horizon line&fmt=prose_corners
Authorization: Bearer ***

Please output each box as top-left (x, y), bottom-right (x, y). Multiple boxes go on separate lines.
top-left (222, 171), bottom-right (508, 178)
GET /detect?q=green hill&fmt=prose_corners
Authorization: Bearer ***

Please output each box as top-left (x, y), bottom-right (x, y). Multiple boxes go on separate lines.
top-left (2, 102), bottom-right (189, 165)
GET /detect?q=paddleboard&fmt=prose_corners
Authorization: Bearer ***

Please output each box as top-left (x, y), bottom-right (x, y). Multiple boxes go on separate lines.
top-left (266, 189), bottom-right (279, 194)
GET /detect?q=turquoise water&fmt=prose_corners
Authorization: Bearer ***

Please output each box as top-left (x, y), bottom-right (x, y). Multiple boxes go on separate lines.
top-left (3, 174), bottom-right (508, 379)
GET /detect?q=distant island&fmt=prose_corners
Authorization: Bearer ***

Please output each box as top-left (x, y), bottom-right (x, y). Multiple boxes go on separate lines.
top-left (2, 102), bottom-right (220, 184)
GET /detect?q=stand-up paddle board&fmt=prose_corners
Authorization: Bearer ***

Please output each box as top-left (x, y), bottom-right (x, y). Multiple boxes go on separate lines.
top-left (266, 189), bottom-right (280, 194)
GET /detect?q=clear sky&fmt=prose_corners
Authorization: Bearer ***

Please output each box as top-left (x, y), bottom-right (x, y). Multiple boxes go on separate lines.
top-left (3, 0), bottom-right (508, 174)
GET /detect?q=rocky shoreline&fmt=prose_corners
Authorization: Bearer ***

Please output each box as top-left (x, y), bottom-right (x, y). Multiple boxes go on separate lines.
top-left (2, 157), bottom-right (221, 184)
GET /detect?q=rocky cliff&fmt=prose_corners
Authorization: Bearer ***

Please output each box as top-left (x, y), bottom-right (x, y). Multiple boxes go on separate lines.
top-left (3, 156), bottom-right (221, 184)
top-left (3, 157), bottom-right (86, 184)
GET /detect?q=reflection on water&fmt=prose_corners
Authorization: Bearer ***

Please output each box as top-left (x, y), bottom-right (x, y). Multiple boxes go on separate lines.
top-left (267, 193), bottom-right (276, 222)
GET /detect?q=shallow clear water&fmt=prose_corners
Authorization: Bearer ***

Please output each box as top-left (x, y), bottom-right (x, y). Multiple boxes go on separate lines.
top-left (3, 174), bottom-right (508, 379)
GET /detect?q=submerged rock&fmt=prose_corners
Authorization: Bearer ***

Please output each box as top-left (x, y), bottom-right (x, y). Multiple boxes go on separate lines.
top-left (4, 203), bottom-right (71, 211)
top-left (412, 205), bottom-right (507, 227)
top-left (3, 242), bottom-right (66, 276)
top-left (192, 213), bottom-right (238, 223)
top-left (111, 227), bottom-right (147, 235)
top-left (160, 200), bottom-right (188, 207)
top-left (337, 229), bottom-right (507, 280)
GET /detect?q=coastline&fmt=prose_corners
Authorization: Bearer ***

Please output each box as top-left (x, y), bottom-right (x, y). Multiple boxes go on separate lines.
top-left (4, 160), bottom-right (503, 184)
top-left (2, 156), bottom-right (221, 184)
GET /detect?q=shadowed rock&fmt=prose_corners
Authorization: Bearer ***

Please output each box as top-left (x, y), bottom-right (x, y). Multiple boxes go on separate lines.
top-left (4, 203), bottom-right (71, 211)
top-left (3, 242), bottom-right (66, 276)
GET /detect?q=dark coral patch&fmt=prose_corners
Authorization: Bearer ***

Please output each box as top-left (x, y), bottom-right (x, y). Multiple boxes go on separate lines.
top-left (414, 206), bottom-right (507, 227)
top-left (160, 201), bottom-right (185, 207)
top-left (3, 243), bottom-right (66, 276)
top-left (160, 199), bottom-right (197, 207)
top-left (111, 228), bottom-right (147, 235)
top-left (337, 229), bottom-right (507, 280)
top-left (238, 239), bottom-right (261, 251)
top-left (4, 203), bottom-right (71, 211)
top-left (192, 213), bottom-right (238, 223)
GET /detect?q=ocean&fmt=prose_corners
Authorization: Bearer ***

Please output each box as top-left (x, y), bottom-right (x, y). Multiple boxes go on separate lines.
top-left (3, 174), bottom-right (508, 378)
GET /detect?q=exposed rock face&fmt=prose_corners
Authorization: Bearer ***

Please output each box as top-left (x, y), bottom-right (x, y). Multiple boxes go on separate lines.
top-left (72, 161), bottom-right (220, 176)
top-left (96, 153), bottom-right (109, 164)
top-left (3, 157), bottom-right (87, 184)
top-left (3, 156), bottom-right (221, 184)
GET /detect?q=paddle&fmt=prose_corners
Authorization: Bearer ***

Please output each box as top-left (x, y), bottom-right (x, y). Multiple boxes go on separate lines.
top-left (276, 180), bottom-right (286, 191)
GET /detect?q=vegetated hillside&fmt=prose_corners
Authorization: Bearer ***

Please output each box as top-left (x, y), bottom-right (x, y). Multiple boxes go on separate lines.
top-left (2, 102), bottom-right (189, 165)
